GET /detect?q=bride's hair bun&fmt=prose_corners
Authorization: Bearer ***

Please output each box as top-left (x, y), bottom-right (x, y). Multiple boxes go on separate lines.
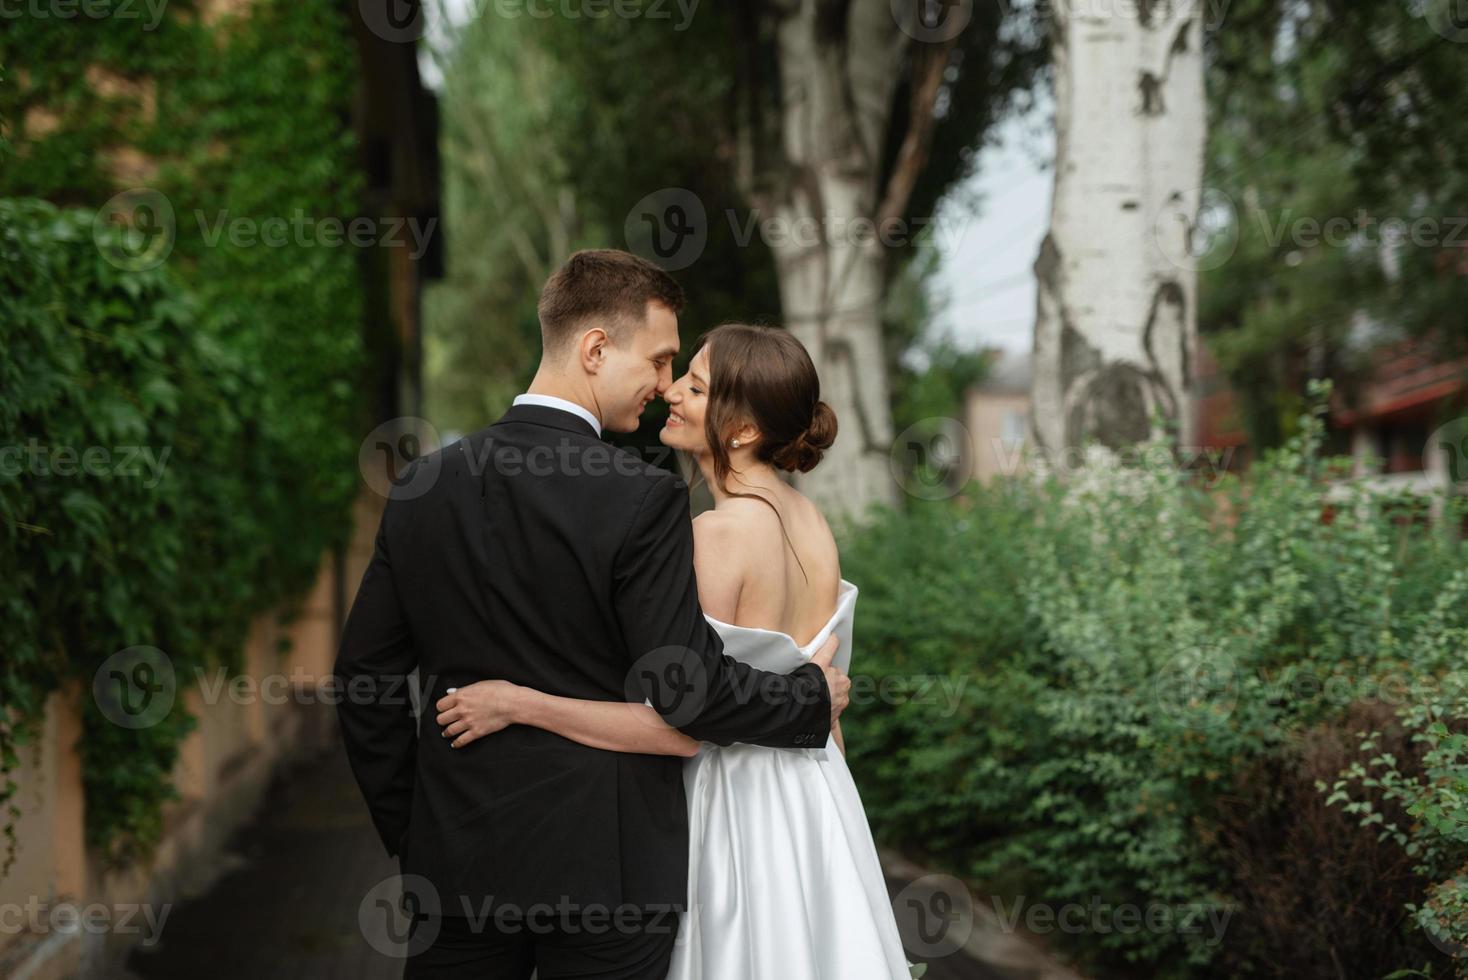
top-left (692, 322), bottom-right (838, 478)
top-left (772, 401), bottom-right (837, 474)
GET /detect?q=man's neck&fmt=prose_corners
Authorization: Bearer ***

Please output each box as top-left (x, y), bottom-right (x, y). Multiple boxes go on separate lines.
top-left (524, 371), bottom-right (601, 427)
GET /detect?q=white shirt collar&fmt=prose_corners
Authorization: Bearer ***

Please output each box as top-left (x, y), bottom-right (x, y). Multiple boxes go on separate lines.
top-left (511, 393), bottom-right (603, 436)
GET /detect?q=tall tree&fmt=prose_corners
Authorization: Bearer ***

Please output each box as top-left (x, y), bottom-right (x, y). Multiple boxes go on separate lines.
top-left (1201, 0), bottom-right (1468, 449)
top-left (426, 2), bottom-right (1041, 514)
top-left (1030, 0), bottom-right (1207, 456)
top-left (735, 0), bottom-right (1036, 518)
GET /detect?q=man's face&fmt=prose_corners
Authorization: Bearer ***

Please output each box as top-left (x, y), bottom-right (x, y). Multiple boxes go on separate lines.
top-left (594, 300), bottom-right (679, 433)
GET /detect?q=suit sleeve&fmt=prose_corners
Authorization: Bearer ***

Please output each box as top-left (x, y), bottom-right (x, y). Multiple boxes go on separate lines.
top-left (613, 474), bottom-right (830, 748)
top-left (334, 501), bottom-right (418, 857)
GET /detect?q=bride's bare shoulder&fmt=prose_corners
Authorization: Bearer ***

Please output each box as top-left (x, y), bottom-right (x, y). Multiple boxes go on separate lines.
top-left (692, 506), bottom-right (750, 546)
top-left (784, 487), bottom-right (839, 551)
top-left (695, 498), bottom-right (786, 557)
top-left (691, 508), bottom-right (752, 620)
top-left (725, 491), bottom-right (838, 572)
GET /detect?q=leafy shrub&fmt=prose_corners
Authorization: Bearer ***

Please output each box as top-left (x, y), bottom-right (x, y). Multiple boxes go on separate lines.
top-left (0, 0), bottom-right (366, 866)
top-left (1, 192), bottom-right (362, 866)
top-left (840, 401), bottom-right (1468, 977)
top-left (1215, 700), bottom-right (1452, 977)
top-left (2, 200), bottom-right (209, 864)
top-left (1329, 650), bottom-right (1468, 977)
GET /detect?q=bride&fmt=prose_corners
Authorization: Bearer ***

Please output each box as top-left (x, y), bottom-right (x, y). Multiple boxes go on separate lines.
top-left (438, 323), bottom-right (912, 979)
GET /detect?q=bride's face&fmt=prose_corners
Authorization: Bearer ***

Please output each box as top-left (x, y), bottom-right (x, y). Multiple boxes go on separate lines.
top-left (660, 345), bottom-right (712, 453)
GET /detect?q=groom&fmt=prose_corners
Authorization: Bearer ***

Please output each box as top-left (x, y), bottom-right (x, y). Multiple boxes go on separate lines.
top-left (335, 249), bottom-right (851, 978)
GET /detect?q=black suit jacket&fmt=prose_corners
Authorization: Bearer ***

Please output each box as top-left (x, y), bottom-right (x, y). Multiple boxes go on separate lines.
top-left (334, 404), bottom-right (831, 914)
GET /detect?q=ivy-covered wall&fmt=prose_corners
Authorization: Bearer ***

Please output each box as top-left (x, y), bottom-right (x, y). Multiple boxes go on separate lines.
top-left (0, 0), bottom-right (368, 866)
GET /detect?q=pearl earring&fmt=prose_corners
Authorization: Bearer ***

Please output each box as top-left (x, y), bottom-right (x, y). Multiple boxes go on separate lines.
top-left (730, 439), bottom-right (741, 448)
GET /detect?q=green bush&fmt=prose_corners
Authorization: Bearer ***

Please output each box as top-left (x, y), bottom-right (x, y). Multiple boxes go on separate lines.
top-left (1331, 655), bottom-right (1468, 977)
top-left (2, 200), bottom-right (207, 864)
top-left (0, 0), bottom-right (366, 867)
top-left (0, 198), bottom-right (359, 866)
top-left (841, 401), bottom-right (1468, 977)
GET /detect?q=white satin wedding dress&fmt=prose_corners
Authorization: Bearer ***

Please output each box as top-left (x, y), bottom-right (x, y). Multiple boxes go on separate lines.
top-left (666, 579), bottom-right (912, 980)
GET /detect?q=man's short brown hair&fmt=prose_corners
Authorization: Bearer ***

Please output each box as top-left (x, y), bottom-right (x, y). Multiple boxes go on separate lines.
top-left (537, 249), bottom-right (685, 356)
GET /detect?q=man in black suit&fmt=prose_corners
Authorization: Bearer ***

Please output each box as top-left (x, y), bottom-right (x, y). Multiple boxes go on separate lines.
top-left (335, 250), bottom-right (851, 979)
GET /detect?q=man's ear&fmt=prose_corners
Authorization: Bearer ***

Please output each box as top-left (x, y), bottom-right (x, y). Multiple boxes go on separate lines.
top-left (578, 326), bottom-right (609, 375)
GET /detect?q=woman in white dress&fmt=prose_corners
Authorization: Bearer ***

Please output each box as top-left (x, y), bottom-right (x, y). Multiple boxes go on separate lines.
top-left (441, 323), bottom-right (912, 979)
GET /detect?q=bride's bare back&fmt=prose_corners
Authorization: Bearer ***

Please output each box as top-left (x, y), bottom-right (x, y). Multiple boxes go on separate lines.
top-left (692, 482), bottom-right (840, 648)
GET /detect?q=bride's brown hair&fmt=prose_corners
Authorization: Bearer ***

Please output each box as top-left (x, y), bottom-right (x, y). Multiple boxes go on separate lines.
top-left (690, 323), bottom-right (837, 578)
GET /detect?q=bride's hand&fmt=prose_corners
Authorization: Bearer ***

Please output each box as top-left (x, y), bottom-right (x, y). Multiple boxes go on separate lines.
top-left (435, 681), bottom-right (524, 748)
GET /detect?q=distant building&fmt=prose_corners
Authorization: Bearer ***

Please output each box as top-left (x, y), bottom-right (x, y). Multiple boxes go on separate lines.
top-left (1194, 335), bottom-right (1467, 504)
top-left (1327, 340), bottom-right (1467, 525)
top-left (960, 337), bottom-right (1465, 501)
top-left (1191, 336), bottom-right (1250, 470)
top-left (964, 350), bottom-right (1032, 483)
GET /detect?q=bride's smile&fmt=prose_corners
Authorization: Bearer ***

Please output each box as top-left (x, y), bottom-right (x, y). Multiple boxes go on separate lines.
top-left (659, 345), bottom-right (713, 451)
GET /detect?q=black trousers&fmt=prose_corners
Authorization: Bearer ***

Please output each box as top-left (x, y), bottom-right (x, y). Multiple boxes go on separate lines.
top-left (402, 909), bottom-right (681, 980)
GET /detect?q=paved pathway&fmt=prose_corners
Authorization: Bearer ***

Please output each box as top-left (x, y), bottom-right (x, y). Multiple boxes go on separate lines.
top-left (883, 854), bottom-right (1086, 980)
top-left (126, 746), bottom-right (1056, 980)
top-left (128, 749), bottom-right (401, 980)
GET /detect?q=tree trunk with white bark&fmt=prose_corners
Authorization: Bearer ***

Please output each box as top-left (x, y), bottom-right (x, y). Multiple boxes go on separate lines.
top-left (1031, 0), bottom-right (1207, 461)
top-left (739, 0), bottom-right (936, 521)
top-left (770, 212), bottom-right (894, 520)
